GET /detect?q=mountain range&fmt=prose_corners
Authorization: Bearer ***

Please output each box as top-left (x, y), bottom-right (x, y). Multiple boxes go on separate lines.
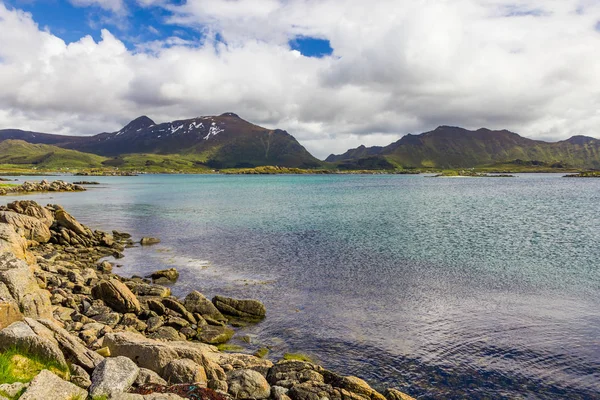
top-left (0, 115), bottom-right (599, 171)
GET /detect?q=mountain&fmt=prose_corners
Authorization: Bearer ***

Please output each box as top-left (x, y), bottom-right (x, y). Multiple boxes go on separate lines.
top-left (327, 126), bottom-right (600, 169)
top-left (0, 113), bottom-right (322, 169)
top-left (0, 140), bottom-right (106, 169)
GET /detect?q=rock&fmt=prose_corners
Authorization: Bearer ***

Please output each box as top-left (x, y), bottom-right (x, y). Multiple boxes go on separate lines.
top-left (135, 368), bottom-right (168, 386)
top-left (184, 291), bottom-right (226, 321)
top-left (227, 369), bottom-right (271, 400)
top-left (323, 372), bottom-right (385, 400)
top-left (163, 359), bottom-right (207, 384)
top-left (7, 201), bottom-right (54, 227)
top-left (0, 211), bottom-right (51, 243)
top-left (55, 209), bottom-right (89, 237)
top-left (147, 299), bottom-right (167, 315)
top-left (150, 326), bottom-right (186, 341)
top-left (287, 381), bottom-right (341, 400)
top-left (36, 318), bottom-right (104, 372)
top-left (0, 382), bottom-right (28, 398)
top-left (126, 281), bottom-right (171, 297)
top-left (92, 279), bottom-right (141, 314)
top-left (267, 360), bottom-right (324, 389)
top-left (0, 321), bottom-right (67, 368)
top-left (149, 268), bottom-right (179, 282)
top-left (89, 356), bottom-right (140, 398)
top-left (140, 237), bottom-right (161, 245)
top-left (0, 299), bottom-right (23, 329)
top-left (162, 298), bottom-right (196, 323)
top-left (146, 316), bottom-right (165, 333)
top-left (196, 325), bottom-right (234, 345)
top-left (271, 386), bottom-right (292, 400)
top-left (212, 296), bottom-right (266, 319)
top-left (0, 223), bottom-right (28, 260)
top-left (19, 370), bottom-right (88, 400)
top-left (385, 388), bottom-right (417, 400)
top-left (102, 331), bottom-right (216, 375)
top-left (70, 364), bottom-right (92, 389)
top-left (0, 253), bottom-right (53, 319)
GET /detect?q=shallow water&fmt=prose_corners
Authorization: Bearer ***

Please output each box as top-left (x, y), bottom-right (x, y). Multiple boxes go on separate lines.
top-left (6, 173), bottom-right (600, 399)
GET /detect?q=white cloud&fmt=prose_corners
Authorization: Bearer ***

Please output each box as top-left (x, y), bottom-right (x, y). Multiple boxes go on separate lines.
top-left (1, 1), bottom-right (600, 159)
top-left (69, 0), bottom-right (125, 13)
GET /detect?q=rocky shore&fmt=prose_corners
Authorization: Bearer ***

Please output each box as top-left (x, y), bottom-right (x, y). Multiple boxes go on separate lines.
top-left (0, 180), bottom-right (85, 196)
top-left (0, 200), bottom-right (415, 400)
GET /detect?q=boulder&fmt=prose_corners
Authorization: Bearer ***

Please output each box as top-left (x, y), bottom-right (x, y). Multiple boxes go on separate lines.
top-left (36, 318), bottom-right (104, 372)
top-left (0, 211), bottom-right (51, 243)
top-left (196, 325), bottom-right (234, 345)
top-left (385, 388), bottom-right (417, 400)
top-left (89, 356), bottom-right (140, 398)
top-left (135, 368), bottom-right (168, 386)
top-left (0, 223), bottom-right (27, 260)
top-left (0, 299), bottom-right (23, 329)
top-left (0, 382), bottom-right (27, 398)
top-left (126, 281), bottom-right (171, 297)
top-left (70, 364), bottom-right (92, 389)
top-left (212, 296), bottom-right (266, 319)
top-left (0, 253), bottom-right (52, 319)
top-left (92, 279), bottom-right (141, 314)
top-left (149, 268), bottom-right (179, 282)
top-left (184, 291), bottom-right (226, 321)
top-left (267, 360), bottom-right (324, 388)
top-left (55, 209), bottom-right (89, 237)
top-left (102, 331), bottom-right (216, 375)
top-left (140, 237), bottom-right (161, 245)
top-left (163, 359), bottom-right (207, 384)
top-left (287, 381), bottom-right (341, 400)
top-left (0, 321), bottom-right (67, 368)
top-left (149, 326), bottom-right (185, 341)
top-left (19, 370), bottom-right (88, 400)
top-left (7, 201), bottom-right (54, 227)
top-left (227, 369), bottom-right (271, 400)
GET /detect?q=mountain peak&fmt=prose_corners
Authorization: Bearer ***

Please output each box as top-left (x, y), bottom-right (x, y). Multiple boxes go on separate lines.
top-left (564, 135), bottom-right (597, 145)
top-left (118, 116), bottom-right (155, 135)
top-left (220, 112), bottom-right (241, 118)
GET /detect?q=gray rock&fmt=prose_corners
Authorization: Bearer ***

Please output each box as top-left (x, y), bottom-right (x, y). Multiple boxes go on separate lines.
top-left (149, 268), bottom-right (179, 282)
top-left (90, 356), bottom-right (140, 398)
top-left (135, 368), bottom-right (168, 386)
top-left (227, 369), bottom-right (271, 399)
top-left (126, 281), bottom-right (171, 297)
top-left (184, 291), bottom-right (226, 321)
top-left (102, 331), bottom-right (216, 375)
top-left (163, 359), bottom-right (207, 384)
top-left (140, 237), bottom-right (161, 245)
top-left (196, 325), bottom-right (234, 345)
top-left (0, 321), bottom-right (67, 368)
top-left (271, 386), bottom-right (292, 400)
top-left (147, 299), bottom-right (167, 315)
top-left (36, 318), bottom-right (104, 372)
top-left (0, 211), bottom-right (51, 243)
top-left (70, 364), bottom-right (92, 389)
top-left (6, 200), bottom-right (54, 227)
top-left (150, 326), bottom-right (186, 341)
top-left (19, 369), bottom-right (88, 400)
top-left (0, 382), bottom-right (27, 398)
top-left (266, 360), bottom-right (324, 388)
top-left (0, 253), bottom-right (52, 319)
top-left (92, 279), bottom-right (141, 314)
top-left (287, 382), bottom-right (341, 400)
top-left (212, 296), bottom-right (266, 319)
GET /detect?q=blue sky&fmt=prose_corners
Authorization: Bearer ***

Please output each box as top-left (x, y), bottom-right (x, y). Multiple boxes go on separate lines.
top-left (4, 0), bottom-right (333, 57)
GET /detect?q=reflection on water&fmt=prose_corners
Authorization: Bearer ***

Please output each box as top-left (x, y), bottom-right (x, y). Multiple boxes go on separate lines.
top-left (9, 173), bottom-right (600, 399)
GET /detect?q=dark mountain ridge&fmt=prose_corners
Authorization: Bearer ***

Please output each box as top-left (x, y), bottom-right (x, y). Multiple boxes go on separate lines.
top-left (0, 113), bottom-right (321, 169)
top-left (327, 126), bottom-right (600, 169)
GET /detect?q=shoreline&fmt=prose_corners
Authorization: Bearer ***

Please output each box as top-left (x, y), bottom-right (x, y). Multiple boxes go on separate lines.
top-left (0, 199), bottom-right (416, 400)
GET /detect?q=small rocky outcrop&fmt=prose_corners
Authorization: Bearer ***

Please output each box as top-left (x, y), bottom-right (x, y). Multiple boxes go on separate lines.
top-left (0, 180), bottom-right (85, 196)
top-left (213, 295), bottom-right (266, 319)
top-left (163, 359), bottom-right (207, 384)
top-left (227, 369), bottom-right (271, 399)
top-left (184, 291), bottom-right (226, 321)
top-left (0, 321), bottom-right (67, 368)
top-left (149, 268), bottom-right (179, 282)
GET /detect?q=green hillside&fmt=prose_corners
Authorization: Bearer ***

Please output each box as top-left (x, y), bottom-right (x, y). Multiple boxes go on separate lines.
top-left (0, 140), bottom-right (107, 169)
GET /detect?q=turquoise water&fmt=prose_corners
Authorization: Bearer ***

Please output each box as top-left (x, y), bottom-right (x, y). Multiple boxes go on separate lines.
top-left (6, 174), bottom-right (600, 399)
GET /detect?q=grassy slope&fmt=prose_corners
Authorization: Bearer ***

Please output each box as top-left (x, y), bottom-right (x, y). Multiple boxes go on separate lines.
top-left (0, 140), bottom-right (107, 169)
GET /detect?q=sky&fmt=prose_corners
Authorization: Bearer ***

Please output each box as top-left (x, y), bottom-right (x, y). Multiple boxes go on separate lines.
top-left (0, 1), bottom-right (599, 159)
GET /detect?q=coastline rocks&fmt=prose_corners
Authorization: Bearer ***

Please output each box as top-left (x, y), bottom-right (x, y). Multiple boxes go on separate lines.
top-left (163, 359), bottom-right (207, 384)
top-left (196, 325), bottom-right (234, 345)
top-left (19, 370), bottom-right (88, 400)
top-left (0, 180), bottom-right (85, 197)
top-left (213, 296), bottom-right (266, 320)
top-left (89, 356), bottom-right (140, 398)
top-left (385, 388), bottom-right (417, 400)
top-left (149, 268), bottom-right (179, 282)
top-left (0, 298), bottom-right (23, 329)
top-left (140, 237), bottom-right (161, 246)
top-left (7, 200), bottom-right (54, 227)
top-left (0, 211), bottom-right (51, 243)
top-left (92, 279), bottom-right (141, 314)
top-left (0, 223), bottom-right (28, 259)
top-left (126, 281), bottom-right (171, 297)
top-left (267, 360), bottom-right (325, 388)
top-left (184, 291), bottom-right (226, 322)
top-left (227, 369), bottom-right (271, 399)
top-left (55, 209), bottom-right (90, 238)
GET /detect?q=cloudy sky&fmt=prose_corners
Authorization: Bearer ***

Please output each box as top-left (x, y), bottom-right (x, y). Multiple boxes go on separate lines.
top-left (0, 0), bottom-right (599, 158)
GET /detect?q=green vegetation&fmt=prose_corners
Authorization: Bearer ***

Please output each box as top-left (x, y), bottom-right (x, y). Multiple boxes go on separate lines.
top-left (0, 348), bottom-right (69, 385)
top-left (432, 170), bottom-right (514, 177)
top-left (0, 140), bottom-right (106, 170)
top-left (0, 183), bottom-right (17, 188)
top-left (564, 171), bottom-right (600, 178)
top-left (216, 344), bottom-right (245, 352)
top-left (254, 347), bottom-right (270, 358)
top-left (283, 352), bottom-right (315, 363)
